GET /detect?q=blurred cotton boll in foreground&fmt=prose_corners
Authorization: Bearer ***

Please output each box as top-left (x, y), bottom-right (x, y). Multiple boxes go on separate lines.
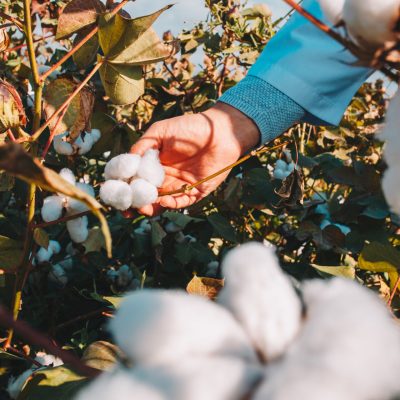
top-left (254, 278), bottom-right (400, 400)
top-left (218, 242), bottom-right (302, 361)
top-left (318, 0), bottom-right (345, 25)
top-left (343, 0), bottom-right (400, 47)
top-left (109, 290), bottom-right (257, 365)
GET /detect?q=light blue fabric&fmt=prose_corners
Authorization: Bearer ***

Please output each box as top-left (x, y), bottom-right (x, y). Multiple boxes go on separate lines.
top-left (220, 0), bottom-right (375, 143)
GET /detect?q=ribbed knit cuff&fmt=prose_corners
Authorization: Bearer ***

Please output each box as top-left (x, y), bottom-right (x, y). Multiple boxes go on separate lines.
top-left (218, 75), bottom-right (306, 145)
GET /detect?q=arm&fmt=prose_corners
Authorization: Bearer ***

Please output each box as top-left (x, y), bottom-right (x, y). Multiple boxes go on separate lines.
top-left (131, 0), bottom-right (374, 216)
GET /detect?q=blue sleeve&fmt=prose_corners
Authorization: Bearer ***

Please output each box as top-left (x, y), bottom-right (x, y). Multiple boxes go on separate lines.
top-left (219, 0), bottom-right (374, 145)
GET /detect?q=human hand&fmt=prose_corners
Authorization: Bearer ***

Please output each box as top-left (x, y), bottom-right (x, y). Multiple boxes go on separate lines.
top-left (130, 102), bottom-right (260, 216)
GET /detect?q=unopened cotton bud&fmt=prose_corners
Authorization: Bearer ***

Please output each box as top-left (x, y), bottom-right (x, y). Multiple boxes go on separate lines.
top-left (66, 216), bottom-right (89, 243)
top-left (100, 180), bottom-right (133, 211)
top-left (130, 179), bottom-right (158, 209)
top-left (318, 0), bottom-right (344, 25)
top-left (137, 149), bottom-right (165, 187)
top-left (218, 242), bottom-right (302, 361)
top-left (53, 134), bottom-right (74, 156)
top-left (41, 195), bottom-right (64, 222)
top-left (67, 183), bottom-right (95, 213)
top-left (104, 154), bottom-right (141, 181)
top-left (343, 0), bottom-right (400, 47)
top-left (59, 168), bottom-right (76, 186)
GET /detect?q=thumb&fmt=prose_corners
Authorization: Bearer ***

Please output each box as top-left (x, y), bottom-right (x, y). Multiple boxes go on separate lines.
top-left (130, 123), bottom-right (163, 156)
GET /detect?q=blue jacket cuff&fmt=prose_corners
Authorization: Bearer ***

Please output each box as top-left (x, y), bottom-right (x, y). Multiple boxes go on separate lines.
top-left (218, 76), bottom-right (306, 145)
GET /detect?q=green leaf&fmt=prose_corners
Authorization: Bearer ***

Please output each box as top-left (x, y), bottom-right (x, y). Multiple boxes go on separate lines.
top-left (33, 228), bottom-right (49, 249)
top-left (207, 214), bottom-right (237, 243)
top-left (56, 0), bottom-right (105, 39)
top-left (358, 242), bottom-right (400, 289)
top-left (73, 29), bottom-right (99, 69)
top-left (98, 5), bottom-right (172, 59)
top-left (99, 60), bottom-right (144, 105)
top-left (18, 366), bottom-right (87, 400)
top-left (164, 212), bottom-right (202, 229)
top-left (151, 221), bottom-right (166, 247)
top-left (0, 235), bottom-right (22, 273)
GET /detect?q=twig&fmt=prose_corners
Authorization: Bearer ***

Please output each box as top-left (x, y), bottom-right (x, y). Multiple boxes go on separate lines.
top-left (6, 129), bottom-right (16, 142)
top-left (217, 56), bottom-right (230, 97)
top-left (3, 34), bottom-right (55, 53)
top-left (0, 306), bottom-right (101, 377)
top-left (6, 346), bottom-right (43, 368)
top-left (41, 106), bottom-right (68, 160)
top-left (40, 0), bottom-right (129, 82)
top-left (0, 11), bottom-right (24, 31)
top-left (55, 308), bottom-right (110, 331)
top-left (388, 275), bottom-right (400, 307)
top-left (159, 142), bottom-right (290, 196)
top-left (34, 211), bottom-right (91, 229)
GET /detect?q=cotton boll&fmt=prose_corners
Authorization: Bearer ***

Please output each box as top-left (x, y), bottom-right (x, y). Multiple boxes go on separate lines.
top-left (100, 180), bottom-right (133, 211)
top-left (36, 246), bottom-right (53, 264)
top-left (382, 166), bottom-right (400, 215)
top-left (53, 134), bottom-right (74, 156)
top-left (217, 242), bottom-right (302, 361)
top-left (66, 216), bottom-right (89, 243)
top-left (137, 149), bottom-right (165, 187)
top-left (48, 240), bottom-right (61, 255)
top-left (273, 168), bottom-right (289, 181)
top-left (76, 133), bottom-right (95, 155)
top-left (41, 195), bottom-right (64, 222)
top-left (67, 183), bottom-right (95, 213)
top-left (255, 279), bottom-right (400, 400)
top-left (35, 351), bottom-right (63, 367)
top-left (90, 129), bottom-right (101, 143)
top-left (382, 91), bottom-right (400, 165)
top-left (104, 154), bottom-right (141, 181)
top-left (130, 179), bottom-right (158, 208)
top-left (318, 0), bottom-right (345, 25)
top-left (109, 290), bottom-right (257, 365)
top-left (7, 369), bottom-right (35, 399)
top-left (133, 357), bottom-right (263, 400)
top-left (59, 168), bottom-right (76, 186)
top-left (343, 0), bottom-right (400, 47)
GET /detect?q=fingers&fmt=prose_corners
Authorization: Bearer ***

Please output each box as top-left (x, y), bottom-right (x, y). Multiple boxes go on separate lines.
top-left (130, 123), bottom-right (164, 156)
top-left (136, 203), bottom-right (164, 217)
top-left (159, 193), bottom-right (199, 209)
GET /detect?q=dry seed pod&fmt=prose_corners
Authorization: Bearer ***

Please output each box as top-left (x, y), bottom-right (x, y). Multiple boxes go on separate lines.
top-left (0, 28), bottom-right (10, 52)
top-left (0, 80), bottom-right (27, 133)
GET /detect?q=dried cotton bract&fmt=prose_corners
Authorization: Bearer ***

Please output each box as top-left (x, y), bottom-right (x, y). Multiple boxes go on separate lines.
top-left (109, 290), bottom-right (257, 365)
top-left (254, 279), bottom-right (400, 400)
top-left (218, 242), bottom-right (302, 361)
top-left (101, 150), bottom-right (165, 211)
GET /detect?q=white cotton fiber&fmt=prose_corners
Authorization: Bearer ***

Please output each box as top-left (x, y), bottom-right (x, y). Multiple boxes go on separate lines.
top-left (343, 0), bottom-right (400, 47)
top-left (381, 91), bottom-right (400, 163)
top-left (109, 290), bottom-right (257, 365)
top-left (218, 242), bottom-right (302, 361)
top-left (273, 160), bottom-right (295, 181)
top-left (132, 357), bottom-right (263, 400)
top-left (36, 246), bottom-right (54, 264)
top-left (382, 166), bottom-right (400, 215)
top-left (100, 180), bottom-right (133, 211)
top-left (90, 129), bottom-right (102, 143)
top-left (59, 168), bottom-right (76, 186)
top-left (66, 216), bottom-right (89, 243)
top-left (130, 179), bottom-right (158, 208)
top-left (34, 351), bottom-right (63, 367)
top-left (137, 149), bottom-right (165, 187)
top-left (48, 240), bottom-right (61, 254)
top-left (67, 183), bottom-right (95, 214)
top-left (318, 0), bottom-right (345, 25)
top-left (76, 133), bottom-right (95, 155)
top-left (104, 154), bottom-right (141, 181)
top-left (75, 368), bottom-right (165, 400)
top-left (53, 134), bottom-right (74, 156)
top-left (41, 195), bottom-right (64, 222)
top-left (254, 278), bottom-right (400, 400)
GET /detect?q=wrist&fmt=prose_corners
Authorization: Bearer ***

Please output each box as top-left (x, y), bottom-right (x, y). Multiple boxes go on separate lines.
top-left (203, 102), bottom-right (260, 156)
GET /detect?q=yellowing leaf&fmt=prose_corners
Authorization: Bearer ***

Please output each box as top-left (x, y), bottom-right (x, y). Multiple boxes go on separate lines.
top-left (187, 275), bottom-right (224, 300)
top-left (56, 0), bottom-right (105, 39)
top-left (72, 28), bottom-right (100, 70)
top-left (0, 235), bottom-right (22, 273)
top-left (43, 78), bottom-right (95, 139)
top-left (33, 228), bottom-right (49, 249)
top-left (0, 143), bottom-right (112, 258)
top-left (81, 341), bottom-right (120, 371)
top-left (99, 59), bottom-right (144, 105)
top-left (311, 264), bottom-right (355, 279)
top-left (358, 242), bottom-right (400, 290)
top-left (83, 227), bottom-right (106, 253)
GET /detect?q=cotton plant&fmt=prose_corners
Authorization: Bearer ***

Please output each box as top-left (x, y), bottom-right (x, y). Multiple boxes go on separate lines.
top-left (53, 129), bottom-right (101, 156)
top-left (318, 0), bottom-right (400, 47)
top-left (100, 149), bottom-right (165, 211)
top-left (41, 168), bottom-right (95, 243)
top-left (7, 352), bottom-right (63, 399)
top-left (75, 242), bottom-right (400, 400)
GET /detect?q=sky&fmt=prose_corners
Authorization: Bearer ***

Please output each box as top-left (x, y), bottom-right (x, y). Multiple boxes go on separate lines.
top-left (125, 0), bottom-right (290, 35)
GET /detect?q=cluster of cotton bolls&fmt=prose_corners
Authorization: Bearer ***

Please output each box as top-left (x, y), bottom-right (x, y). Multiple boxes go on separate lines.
top-left (99, 150), bottom-right (165, 211)
top-left (272, 159), bottom-right (295, 181)
top-left (53, 129), bottom-right (101, 156)
top-left (318, 0), bottom-right (400, 48)
top-left (41, 168), bottom-right (94, 243)
top-left (75, 242), bottom-right (400, 400)
top-left (7, 352), bottom-right (63, 399)
top-left (107, 264), bottom-right (140, 290)
top-left (381, 91), bottom-right (400, 215)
